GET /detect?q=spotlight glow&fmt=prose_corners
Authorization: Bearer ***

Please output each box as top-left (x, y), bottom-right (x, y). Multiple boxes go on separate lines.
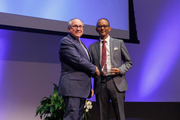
top-left (0, 30), bottom-right (8, 84)
top-left (138, 1), bottom-right (180, 100)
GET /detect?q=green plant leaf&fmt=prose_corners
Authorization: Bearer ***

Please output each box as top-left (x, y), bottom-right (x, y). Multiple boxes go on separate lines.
top-left (51, 82), bottom-right (58, 90)
top-left (41, 97), bottom-right (51, 105)
top-left (50, 106), bottom-right (55, 117)
top-left (35, 83), bottom-right (66, 120)
top-left (53, 90), bottom-right (58, 98)
top-left (35, 105), bottom-right (46, 116)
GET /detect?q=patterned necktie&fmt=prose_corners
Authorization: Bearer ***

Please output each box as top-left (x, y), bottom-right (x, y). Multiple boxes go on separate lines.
top-left (101, 40), bottom-right (107, 76)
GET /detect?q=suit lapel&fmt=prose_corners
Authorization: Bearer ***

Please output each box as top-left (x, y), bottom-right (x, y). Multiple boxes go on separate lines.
top-left (68, 34), bottom-right (90, 61)
top-left (110, 37), bottom-right (115, 67)
top-left (81, 41), bottom-right (91, 61)
top-left (95, 41), bottom-right (101, 67)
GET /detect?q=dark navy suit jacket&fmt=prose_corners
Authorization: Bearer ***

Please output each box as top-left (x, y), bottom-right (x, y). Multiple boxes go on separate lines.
top-left (58, 34), bottom-right (96, 98)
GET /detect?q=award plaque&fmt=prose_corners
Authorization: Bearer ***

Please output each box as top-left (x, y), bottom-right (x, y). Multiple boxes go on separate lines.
top-left (101, 60), bottom-right (113, 76)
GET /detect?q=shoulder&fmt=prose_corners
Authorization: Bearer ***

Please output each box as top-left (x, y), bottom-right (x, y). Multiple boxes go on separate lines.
top-left (62, 34), bottom-right (73, 41)
top-left (110, 37), bottom-right (124, 44)
top-left (89, 40), bottom-right (99, 48)
top-left (60, 34), bottom-right (74, 45)
top-left (111, 37), bottom-right (123, 42)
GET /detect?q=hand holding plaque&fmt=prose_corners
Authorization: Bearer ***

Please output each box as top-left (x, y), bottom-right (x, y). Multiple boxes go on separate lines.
top-left (101, 60), bottom-right (113, 76)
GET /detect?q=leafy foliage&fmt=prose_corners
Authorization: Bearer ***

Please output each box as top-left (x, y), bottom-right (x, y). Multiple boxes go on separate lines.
top-left (35, 83), bottom-right (65, 120)
top-left (35, 83), bottom-right (92, 120)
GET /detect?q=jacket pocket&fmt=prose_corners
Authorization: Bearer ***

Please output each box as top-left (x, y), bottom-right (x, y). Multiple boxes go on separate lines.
top-left (69, 75), bottom-right (84, 81)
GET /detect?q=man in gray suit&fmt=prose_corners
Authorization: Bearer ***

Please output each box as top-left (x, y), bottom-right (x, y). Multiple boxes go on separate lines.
top-left (58, 18), bottom-right (100, 120)
top-left (89, 18), bottom-right (133, 120)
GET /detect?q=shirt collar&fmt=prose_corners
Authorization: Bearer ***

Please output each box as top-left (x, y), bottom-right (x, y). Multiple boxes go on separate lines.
top-left (100, 35), bottom-right (110, 43)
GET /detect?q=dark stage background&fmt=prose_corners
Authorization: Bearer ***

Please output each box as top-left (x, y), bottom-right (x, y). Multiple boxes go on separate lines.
top-left (0, 0), bottom-right (180, 120)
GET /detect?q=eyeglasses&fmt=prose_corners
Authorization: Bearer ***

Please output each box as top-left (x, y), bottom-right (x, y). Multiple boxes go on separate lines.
top-left (97, 25), bottom-right (109, 29)
top-left (71, 25), bottom-right (84, 29)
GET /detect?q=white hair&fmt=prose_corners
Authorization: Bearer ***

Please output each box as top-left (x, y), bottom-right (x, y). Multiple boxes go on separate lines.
top-left (67, 18), bottom-right (84, 29)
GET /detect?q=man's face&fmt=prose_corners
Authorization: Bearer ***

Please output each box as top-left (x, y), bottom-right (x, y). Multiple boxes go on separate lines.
top-left (68, 19), bottom-right (83, 39)
top-left (96, 19), bottom-right (111, 40)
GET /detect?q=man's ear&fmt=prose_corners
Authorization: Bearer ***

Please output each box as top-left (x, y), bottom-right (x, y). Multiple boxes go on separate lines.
top-left (96, 27), bottom-right (98, 33)
top-left (108, 26), bottom-right (111, 32)
top-left (68, 27), bottom-right (70, 32)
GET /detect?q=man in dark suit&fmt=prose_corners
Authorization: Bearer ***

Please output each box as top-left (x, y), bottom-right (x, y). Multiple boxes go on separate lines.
top-left (58, 18), bottom-right (100, 120)
top-left (89, 18), bottom-right (133, 120)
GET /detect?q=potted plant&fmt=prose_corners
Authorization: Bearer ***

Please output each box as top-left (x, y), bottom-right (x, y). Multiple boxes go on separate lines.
top-left (35, 83), bottom-right (65, 120)
top-left (35, 83), bottom-right (92, 120)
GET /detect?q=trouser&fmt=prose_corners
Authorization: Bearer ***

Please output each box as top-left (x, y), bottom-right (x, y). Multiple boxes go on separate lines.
top-left (96, 78), bottom-right (126, 120)
top-left (63, 96), bottom-right (86, 120)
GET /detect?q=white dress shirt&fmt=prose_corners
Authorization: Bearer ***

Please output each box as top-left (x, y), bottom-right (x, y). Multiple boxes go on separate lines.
top-left (100, 35), bottom-right (111, 71)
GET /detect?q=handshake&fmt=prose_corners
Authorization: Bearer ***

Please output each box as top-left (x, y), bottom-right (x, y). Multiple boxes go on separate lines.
top-left (93, 66), bottom-right (100, 77)
top-left (93, 66), bottom-right (120, 77)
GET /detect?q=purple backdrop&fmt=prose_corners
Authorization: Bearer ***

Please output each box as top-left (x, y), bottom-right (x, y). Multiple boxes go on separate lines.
top-left (0, 0), bottom-right (180, 120)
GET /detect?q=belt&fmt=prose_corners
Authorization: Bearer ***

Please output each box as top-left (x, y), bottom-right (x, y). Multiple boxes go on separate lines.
top-left (101, 75), bottom-right (113, 83)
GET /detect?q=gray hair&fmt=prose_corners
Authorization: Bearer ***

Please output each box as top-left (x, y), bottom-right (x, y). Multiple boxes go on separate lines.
top-left (67, 18), bottom-right (84, 29)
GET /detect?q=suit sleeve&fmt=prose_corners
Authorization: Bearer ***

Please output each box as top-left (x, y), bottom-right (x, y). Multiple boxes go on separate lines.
top-left (88, 45), bottom-right (94, 64)
top-left (119, 40), bottom-right (133, 75)
top-left (59, 38), bottom-right (96, 75)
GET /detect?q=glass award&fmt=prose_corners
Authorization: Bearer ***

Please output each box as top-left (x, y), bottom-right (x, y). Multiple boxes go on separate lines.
top-left (101, 60), bottom-right (113, 76)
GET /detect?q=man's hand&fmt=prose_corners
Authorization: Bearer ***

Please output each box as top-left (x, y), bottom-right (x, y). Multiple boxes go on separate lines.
top-left (94, 66), bottom-right (100, 76)
top-left (91, 88), bottom-right (94, 97)
top-left (109, 68), bottom-right (120, 75)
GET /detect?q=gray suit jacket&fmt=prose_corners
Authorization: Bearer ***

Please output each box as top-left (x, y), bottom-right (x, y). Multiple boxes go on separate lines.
top-left (58, 34), bottom-right (96, 98)
top-left (89, 37), bottom-right (132, 94)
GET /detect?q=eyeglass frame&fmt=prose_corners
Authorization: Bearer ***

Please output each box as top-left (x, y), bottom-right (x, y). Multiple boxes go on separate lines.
top-left (71, 25), bottom-right (84, 29)
top-left (96, 25), bottom-right (110, 29)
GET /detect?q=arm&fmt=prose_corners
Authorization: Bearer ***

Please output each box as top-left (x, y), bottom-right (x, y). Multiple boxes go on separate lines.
top-left (110, 40), bottom-right (132, 76)
top-left (59, 37), bottom-right (97, 75)
top-left (118, 40), bottom-right (133, 75)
